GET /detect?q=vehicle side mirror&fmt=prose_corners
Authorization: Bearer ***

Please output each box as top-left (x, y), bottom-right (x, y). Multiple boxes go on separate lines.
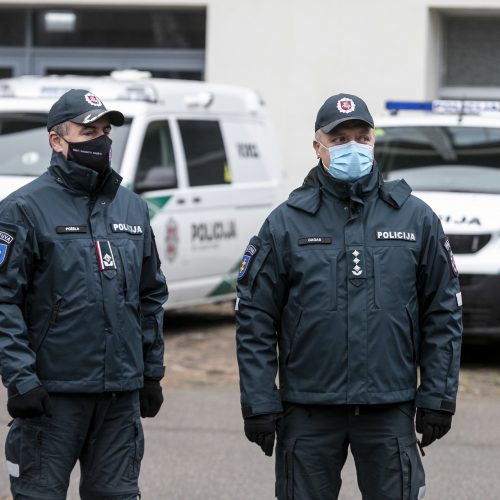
top-left (134, 166), bottom-right (177, 193)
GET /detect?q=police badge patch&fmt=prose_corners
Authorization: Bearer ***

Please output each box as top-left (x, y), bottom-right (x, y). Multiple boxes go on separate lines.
top-left (237, 243), bottom-right (259, 284)
top-left (441, 236), bottom-right (459, 277)
top-left (0, 229), bottom-right (15, 270)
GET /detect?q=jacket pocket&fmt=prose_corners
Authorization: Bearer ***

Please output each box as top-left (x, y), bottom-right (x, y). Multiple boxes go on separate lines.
top-left (405, 303), bottom-right (417, 364)
top-left (373, 253), bottom-right (381, 310)
top-left (291, 249), bottom-right (338, 311)
top-left (128, 419), bottom-right (145, 479)
top-left (329, 254), bottom-right (337, 311)
top-left (117, 245), bottom-right (139, 304)
top-left (33, 298), bottom-right (63, 353)
top-left (398, 433), bottom-right (426, 500)
top-left (5, 420), bottom-right (43, 482)
top-left (285, 309), bottom-right (303, 367)
top-left (275, 438), bottom-right (296, 499)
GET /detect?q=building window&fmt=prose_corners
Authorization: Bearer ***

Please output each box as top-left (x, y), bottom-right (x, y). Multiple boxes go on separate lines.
top-left (441, 14), bottom-right (500, 97)
top-left (34, 9), bottom-right (206, 48)
top-left (0, 10), bottom-right (25, 46)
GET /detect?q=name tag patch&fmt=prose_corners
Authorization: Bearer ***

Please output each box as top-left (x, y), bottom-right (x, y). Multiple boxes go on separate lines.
top-left (111, 223), bottom-right (143, 235)
top-left (298, 237), bottom-right (332, 246)
top-left (95, 240), bottom-right (117, 271)
top-left (56, 226), bottom-right (88, 234)
top-left (0, 229), bottom-right (15, 270)
top-left (376, 231), bottom-right (416, 242)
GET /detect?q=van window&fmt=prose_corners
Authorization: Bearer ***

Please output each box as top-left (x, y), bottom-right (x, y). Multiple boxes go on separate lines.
top-left (375, 125), bottom-right (500, 194)
top-left (135, 120), bottom-right (177, 192)
top-left (178, 120), bottom-right (230, 186)
top-left (0, 112), bottom-right (130, 176)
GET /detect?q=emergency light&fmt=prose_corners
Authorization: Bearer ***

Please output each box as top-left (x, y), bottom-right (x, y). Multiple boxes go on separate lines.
top-left (386, 100), bottom-right (500, 114)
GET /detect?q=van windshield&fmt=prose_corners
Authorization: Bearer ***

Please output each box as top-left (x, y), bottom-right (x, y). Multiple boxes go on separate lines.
top-left (375, 125), bottom-right (500, 194)
top-left (0, 113), bottom-right (131, 177)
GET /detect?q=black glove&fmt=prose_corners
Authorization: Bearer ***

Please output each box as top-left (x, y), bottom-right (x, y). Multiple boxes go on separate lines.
top-left (244, 413), bottom-right (282, 457)
top-left (416, 407), bottom-right (453, 447)
top-left (139, 379), bottom-right (163, 418)
top-left (7, 386), bottom-right (52, 419)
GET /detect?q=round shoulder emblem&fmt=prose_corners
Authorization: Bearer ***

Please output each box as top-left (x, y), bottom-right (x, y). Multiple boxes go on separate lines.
top-left (85, 93), bottom-right (102, 107)
top-left (337, 97), bottom-right (355, 114)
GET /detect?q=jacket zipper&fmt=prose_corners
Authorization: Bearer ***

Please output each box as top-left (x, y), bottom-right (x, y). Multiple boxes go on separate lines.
top-left (35, 298), bottom-right (63, 353)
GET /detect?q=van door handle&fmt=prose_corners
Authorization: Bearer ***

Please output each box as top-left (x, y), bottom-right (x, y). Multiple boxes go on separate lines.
top-left (192, 197), bottom-right (201, 203)
top-left (176, 198), bottom-right (186, 205)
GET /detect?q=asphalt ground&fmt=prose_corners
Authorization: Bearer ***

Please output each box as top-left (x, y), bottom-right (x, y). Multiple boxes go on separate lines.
top-left (0, 303), bottom-right (498, 499)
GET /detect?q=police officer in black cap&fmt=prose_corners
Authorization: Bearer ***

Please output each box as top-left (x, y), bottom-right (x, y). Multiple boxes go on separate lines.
top-left (236, 93), bottom-right (463, 499)
top-left (0, 89), bottom-right (168, 499)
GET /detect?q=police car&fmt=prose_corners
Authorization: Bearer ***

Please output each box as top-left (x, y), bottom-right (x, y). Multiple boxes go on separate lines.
top-left (375, 100), bottom-right (500, 340)
top-left (0, 71), bottom-right (283, 309)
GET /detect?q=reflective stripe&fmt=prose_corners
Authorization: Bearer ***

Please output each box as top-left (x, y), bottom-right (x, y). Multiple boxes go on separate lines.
top-left (235, 297), bottom-right (240, 311)
top-left (456, 292), bottom-right (463, 307)
top-left (418, 485), bottom-right (427, 499)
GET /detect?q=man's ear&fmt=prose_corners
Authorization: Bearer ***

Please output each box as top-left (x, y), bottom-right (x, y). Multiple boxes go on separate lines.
top-left (313, 139), bottom-right (321, 158)
top-left (49, 131), bottom-right (64, 153)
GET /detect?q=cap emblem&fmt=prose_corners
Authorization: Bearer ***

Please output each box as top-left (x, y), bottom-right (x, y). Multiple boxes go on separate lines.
top-left (84, 93), bottom-right (102, 107)
top-left (337, 97), bottom-right (355, 114)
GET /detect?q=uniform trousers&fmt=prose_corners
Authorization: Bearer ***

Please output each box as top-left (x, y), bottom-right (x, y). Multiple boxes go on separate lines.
top-left (275, 401), bottom-right (426, 500)
top-left (5, 391), bottom-right (143, 500)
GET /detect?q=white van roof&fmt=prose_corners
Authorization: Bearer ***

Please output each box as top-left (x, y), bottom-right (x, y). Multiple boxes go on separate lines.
top-left (0, 70), bottom-right (266, 116)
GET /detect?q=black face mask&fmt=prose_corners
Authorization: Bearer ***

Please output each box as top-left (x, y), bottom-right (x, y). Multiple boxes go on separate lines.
top-left (64, 135), bottom-right (112, 172)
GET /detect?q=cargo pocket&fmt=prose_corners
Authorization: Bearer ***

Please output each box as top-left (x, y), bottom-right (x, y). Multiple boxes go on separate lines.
top-left (398, 433), bottom-right (426, 500)
top-left (5, 420), bottom-right (43, 482)
top-left (128, 419), bottom-right (145, 479)
top-left (275, 438), bottom-right (296, 499)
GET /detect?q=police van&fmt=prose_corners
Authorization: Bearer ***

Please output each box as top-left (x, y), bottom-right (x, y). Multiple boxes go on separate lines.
top-left (0, 71), bottom-right (283, 309)
top-left (375, 100), bottom-right (500, 340)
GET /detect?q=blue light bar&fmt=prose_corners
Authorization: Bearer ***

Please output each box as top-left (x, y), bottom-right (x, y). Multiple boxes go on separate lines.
top-left (386, 99), bottom-right (500, 114)
top-left (385, 101), bottom-right (433, 111)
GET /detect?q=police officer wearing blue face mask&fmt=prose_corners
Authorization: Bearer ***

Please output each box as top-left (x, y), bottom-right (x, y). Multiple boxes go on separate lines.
top-left (0, 89), bottom-right (168, 499)
top-left (236, 94), bottom-right (463, 499)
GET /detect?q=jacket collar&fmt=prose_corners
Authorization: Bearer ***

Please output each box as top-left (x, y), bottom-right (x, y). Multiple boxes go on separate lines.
top-left (287, 161), bottom-right (381, 214)
top-left (317, 161), bottom-right (381, 202)
top-left (48, 151), bottom-right (122, 200)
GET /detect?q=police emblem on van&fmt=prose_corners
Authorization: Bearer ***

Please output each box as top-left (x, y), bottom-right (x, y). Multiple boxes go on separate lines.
top-left (0, 230), bottom-right (15, 270)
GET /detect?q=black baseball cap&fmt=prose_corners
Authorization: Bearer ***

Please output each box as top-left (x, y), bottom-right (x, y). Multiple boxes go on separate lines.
top-left (315, 93), bottom-right (374, 133)
top-left (47, 89), bottom-right (125, 131)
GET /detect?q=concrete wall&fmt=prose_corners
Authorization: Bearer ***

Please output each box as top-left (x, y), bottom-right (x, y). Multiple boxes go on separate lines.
top-left (3, 0), bottom-right (500, 189)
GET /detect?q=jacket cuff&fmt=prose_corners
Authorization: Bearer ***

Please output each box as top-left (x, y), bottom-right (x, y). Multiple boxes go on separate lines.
top-left (8, 376), bottom-right (42, 397)
top-left (144, 365), bottom-right (165, 381)
top-left (416, 393), bottom-right (456, 414)
top-left (241, 401), bottom-right (283, 418)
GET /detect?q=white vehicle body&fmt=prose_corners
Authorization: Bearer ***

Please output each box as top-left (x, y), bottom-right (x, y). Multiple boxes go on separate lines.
top-left (0, 72), bottom-right (283, 309)
top-left (375, 101), bottom-right (500, 339)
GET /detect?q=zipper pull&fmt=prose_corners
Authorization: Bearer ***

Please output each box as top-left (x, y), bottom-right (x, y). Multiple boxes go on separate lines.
top-left (354, 405), bottom-right (360, 416)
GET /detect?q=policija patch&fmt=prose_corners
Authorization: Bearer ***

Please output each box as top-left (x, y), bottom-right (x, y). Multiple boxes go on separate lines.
top-left (237, 244), bottom-right (259, 285)
top-left (0, 229), bottom-right (15, 270)
top-left (441, 236), bottom-right (459, 277)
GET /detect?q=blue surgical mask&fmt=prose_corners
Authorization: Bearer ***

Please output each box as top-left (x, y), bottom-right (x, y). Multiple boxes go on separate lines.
top-left (320, 141), bottom-right (373, 181)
